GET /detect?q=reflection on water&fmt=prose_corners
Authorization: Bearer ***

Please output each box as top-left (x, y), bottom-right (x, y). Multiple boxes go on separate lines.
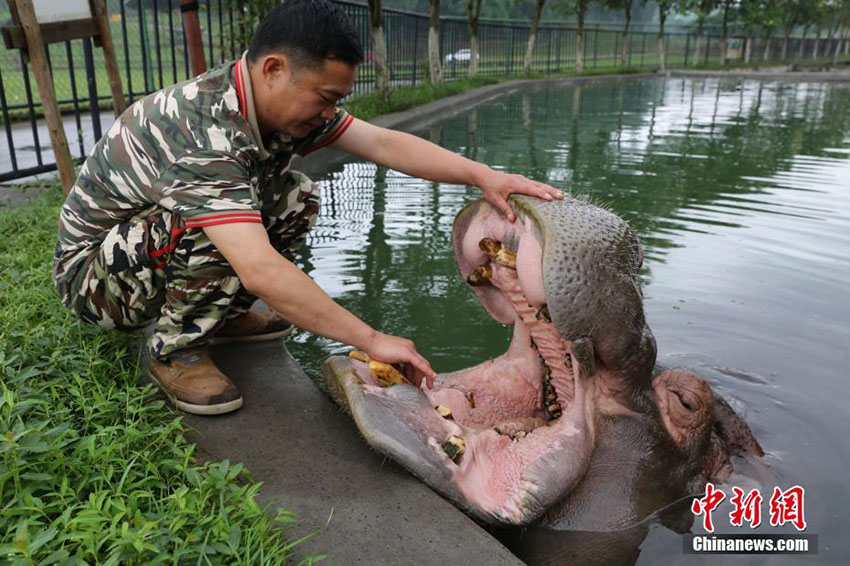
top-left (289, 77), bottom-right (850, 565)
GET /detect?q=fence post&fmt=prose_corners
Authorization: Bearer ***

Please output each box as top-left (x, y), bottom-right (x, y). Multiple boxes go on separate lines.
top-left (82, 37), bottom-right (103, 143)
top-left (684, 33), bottom-right (690, 66)
top-left (11, 0), bottom-right (75, 190)
top-left (181, 0), bottom-right (207, 76)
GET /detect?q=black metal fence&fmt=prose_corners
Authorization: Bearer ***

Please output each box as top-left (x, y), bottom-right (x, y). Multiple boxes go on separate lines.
top-left (1, 0), bottom-right (848, 183)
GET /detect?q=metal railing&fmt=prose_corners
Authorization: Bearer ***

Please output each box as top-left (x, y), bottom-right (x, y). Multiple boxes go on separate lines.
top-left (1, 0), bottom-right (848, 183)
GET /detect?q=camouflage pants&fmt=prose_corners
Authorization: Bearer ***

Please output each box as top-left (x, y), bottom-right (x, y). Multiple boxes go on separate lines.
top-left (63, 171), bottom-right (319, 360)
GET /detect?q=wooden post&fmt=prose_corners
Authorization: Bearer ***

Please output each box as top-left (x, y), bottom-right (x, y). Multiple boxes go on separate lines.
top-left (89, 0), bottom-right (126, 115)
top-left (14, 0), bottom-right (75, 192)
top-left (181, 0), bottom-right (207, 76)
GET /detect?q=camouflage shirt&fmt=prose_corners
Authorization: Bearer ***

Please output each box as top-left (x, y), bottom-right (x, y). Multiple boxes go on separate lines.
top-left (54, 51), bottom-right (353, 299)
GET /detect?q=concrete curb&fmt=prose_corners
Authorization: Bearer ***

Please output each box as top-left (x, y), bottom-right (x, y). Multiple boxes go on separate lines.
top-left (670, 68), bottom-right (850, 82)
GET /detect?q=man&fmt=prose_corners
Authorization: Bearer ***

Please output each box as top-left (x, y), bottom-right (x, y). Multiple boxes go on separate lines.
top-left (53, 0), bottom-right (562, 415)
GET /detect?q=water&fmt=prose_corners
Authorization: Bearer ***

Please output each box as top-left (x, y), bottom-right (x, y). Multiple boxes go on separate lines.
top-left (287, 77), bottom-right (850, 564)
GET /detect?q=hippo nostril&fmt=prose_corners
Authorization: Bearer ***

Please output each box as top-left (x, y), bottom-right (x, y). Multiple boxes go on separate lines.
top-left (674, 390), bottom-right (695, 411)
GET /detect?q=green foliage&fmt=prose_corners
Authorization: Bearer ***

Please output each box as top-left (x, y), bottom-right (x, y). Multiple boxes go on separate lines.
top-left (0, 190), bottom-right (310, 564)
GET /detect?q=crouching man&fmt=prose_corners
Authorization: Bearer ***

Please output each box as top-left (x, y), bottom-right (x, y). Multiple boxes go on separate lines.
top-left (53, 0), bottom-right (561, 415)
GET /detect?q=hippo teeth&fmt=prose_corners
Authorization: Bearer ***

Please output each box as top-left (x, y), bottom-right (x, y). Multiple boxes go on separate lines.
top-left (468, 238), bottom-right (575, 421)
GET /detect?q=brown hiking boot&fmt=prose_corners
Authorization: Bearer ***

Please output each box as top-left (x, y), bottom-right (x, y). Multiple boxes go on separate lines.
top-left (211, 310), bottom-right (293, 344)
top-left (147, 349), bottom-right (242, 415)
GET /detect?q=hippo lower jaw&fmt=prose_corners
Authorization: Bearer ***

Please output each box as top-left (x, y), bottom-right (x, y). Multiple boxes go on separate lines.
top-left (322, 323), bottom-right (596, 526)
top-left (321, 197), bottom-right (616, 526)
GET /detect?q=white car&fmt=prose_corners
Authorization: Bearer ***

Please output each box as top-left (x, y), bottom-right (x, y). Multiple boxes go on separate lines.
top-left (444, 48), bottom-right (479, 63)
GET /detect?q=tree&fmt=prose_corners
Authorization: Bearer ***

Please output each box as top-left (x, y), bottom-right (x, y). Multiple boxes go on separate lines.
top-left (682, 0), bottom-right (719, 65)
top-left (656, 0), bottom-right (676, 69)
top-left (599, 0), bottom-right (636, 66)
top-left (467, 0), bottom-right (483, 76)
top-left (779, 0), bottom-right (819, 60)
top-left (368, 0), bottom-right (391, 101)
top-left (524, 0), bottom-right (547, 73)
top-left (738, 0), bottom-right (782, 60)
top-left (554, 0), bottom-right (592, 71)
top-left (719, 0), bottom-right (738, 64)
top-left (429, 0), bottom-right (443, 84)
top-left (834, 0), bottom-right (850, 62)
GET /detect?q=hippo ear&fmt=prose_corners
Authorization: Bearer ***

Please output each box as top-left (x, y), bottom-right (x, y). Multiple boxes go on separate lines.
top-left (711, 393), bottom-right (765, 458)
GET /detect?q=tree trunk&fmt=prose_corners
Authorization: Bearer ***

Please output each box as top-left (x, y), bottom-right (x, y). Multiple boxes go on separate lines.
top-left (620, 0), bottom-right (632, 66)
top-left (781, 25), bottom-right (791, 61)
top-left (695, 20), bottom-right (704, 66)
top-left (744, 34), bottom-right (752, 63)
top-left (720, 2), bottom-right (730, 65)
top-left (467, 0), bottom-right (482, 77)
top-left (763, 30), bottom-right (772, 61)
top-left (813, 28), bottom-right (820, 59)
top-left (834, 27), bottom-right (843, 64)
top-left (575, 1), bottom-right (586, 72)
top-left (369, 0), bottom-right (390, 101)
top-left (827, 23), bottom-right (837, 62)
top-left (658, 7), bottom-right (667, 70)
top-left (797, 24), bottom-right (808, 59)
top-left (428, 0), bottom-right (442, 84)
top-left (524, 0), bottom-right (546, 73)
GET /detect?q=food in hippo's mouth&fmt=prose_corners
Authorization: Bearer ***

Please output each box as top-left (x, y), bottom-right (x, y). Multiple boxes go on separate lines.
top-left (321, 195), bottom-right (764, 528)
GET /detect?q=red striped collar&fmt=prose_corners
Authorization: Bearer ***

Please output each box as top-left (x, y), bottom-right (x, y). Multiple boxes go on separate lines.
top-left (234, 58), bottom-right (249, 122)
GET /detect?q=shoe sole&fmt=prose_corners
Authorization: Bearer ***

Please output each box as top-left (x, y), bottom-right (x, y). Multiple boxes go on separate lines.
top-left (210, 325), bottom-right (293, 345)
top-left (147, 370), bottom-right (243, 416)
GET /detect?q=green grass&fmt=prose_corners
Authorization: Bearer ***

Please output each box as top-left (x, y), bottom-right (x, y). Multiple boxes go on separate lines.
top-left (0, 187), bottom-right (313, 564)
top-left (344, 76), bottom-right (501, 121)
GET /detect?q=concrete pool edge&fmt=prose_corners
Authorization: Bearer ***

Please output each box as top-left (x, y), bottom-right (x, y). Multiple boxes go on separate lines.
top-left (180, 340), bottom-right (525, 565)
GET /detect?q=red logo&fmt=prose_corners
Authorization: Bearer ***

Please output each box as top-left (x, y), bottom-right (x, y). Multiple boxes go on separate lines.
top-left (691, 482), bottom-right (726, 532)
top-left (692, 484), bottom-right (807, 532)
top-left (729, 487), bottom-right (763, 528)
top-left (769, 485), bottom-right (807, 531)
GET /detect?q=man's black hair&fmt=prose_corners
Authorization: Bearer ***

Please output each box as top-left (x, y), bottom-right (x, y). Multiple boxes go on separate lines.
top-left (248, 0), bottom-right (364, 68)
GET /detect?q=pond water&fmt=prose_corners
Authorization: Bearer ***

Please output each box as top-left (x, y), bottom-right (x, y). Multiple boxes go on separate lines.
top-left (287, 76), bottom-right (850, 565)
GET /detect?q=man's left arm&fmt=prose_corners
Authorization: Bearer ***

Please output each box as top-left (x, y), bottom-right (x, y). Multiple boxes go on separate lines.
top-left (330, 117), bottom-right (563, 221)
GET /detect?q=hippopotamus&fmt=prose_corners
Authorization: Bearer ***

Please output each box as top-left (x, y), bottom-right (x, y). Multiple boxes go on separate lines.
top-left (320, 195), bottom-right (764, 534)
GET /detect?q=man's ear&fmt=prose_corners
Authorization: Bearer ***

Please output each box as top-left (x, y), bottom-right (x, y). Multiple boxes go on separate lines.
top-left (260, 54), bottom-right (289, 85)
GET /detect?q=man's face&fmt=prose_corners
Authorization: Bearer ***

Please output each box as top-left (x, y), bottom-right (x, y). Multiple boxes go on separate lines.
top-left (255, 54), bottom-right (356, 139)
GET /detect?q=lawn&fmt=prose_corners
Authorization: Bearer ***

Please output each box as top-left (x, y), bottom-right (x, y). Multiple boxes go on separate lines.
top-left (0, 186), bottom-right (311, 564)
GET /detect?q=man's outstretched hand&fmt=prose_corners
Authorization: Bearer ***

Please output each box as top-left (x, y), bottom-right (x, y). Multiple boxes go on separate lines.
top-left (476, 169), bottom-right (564, 222)
top-left (362, 331), bottom-right (436, 389)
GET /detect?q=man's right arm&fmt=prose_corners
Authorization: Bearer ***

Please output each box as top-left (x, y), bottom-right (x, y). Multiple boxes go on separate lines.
top-left (203, 222), bottom-right (436, 386)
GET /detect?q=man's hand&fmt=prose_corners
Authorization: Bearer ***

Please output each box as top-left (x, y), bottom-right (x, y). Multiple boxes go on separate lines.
top-left (362, 331), bottom-right (436, 389)
top-left (475, 169), bottom-right (564, 223)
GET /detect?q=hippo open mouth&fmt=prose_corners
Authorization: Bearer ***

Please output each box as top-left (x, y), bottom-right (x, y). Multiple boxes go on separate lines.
top-left (322, 195), bottom-right (660, 525)
top-left (322, 194), bottom-right (762, 528)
